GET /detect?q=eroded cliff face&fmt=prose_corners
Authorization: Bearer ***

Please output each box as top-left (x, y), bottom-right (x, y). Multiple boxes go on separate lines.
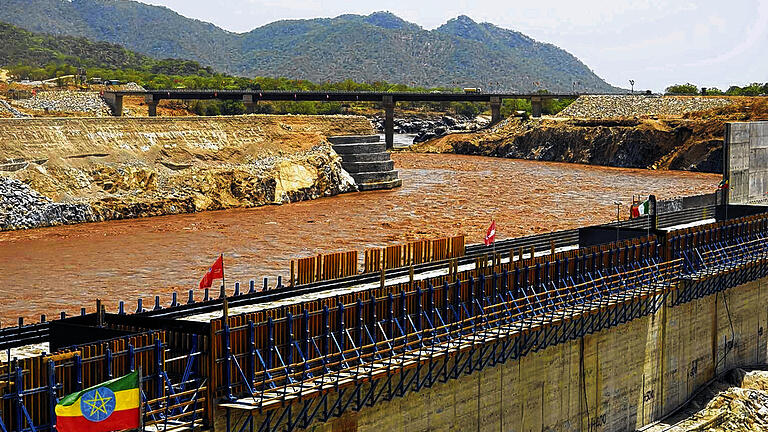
top-left (412, 98), bottom-right (768, 174)
top-left (413, 118), bottom-right (725, 173)
top-left (0, 115), bottom-right (371, 230)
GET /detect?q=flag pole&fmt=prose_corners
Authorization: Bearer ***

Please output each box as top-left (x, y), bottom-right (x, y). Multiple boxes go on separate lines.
top-left (221, 254), bottom-right (228, 320)
top-left (492, 219), bottom-right (496, 264)
top-left (138, 366), bottom-right (144, 432)
top-left (646, 195), bottom-right (650, 238)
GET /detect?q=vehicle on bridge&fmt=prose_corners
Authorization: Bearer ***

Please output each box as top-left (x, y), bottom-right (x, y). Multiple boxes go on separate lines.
top-left (463, 87), bottom-right (482, 93)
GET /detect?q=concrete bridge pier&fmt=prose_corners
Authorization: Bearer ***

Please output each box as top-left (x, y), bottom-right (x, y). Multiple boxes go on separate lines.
top-left (145, 94), bottom-right (158, 117)
top-left (531, 96), bottom-right (543, 118)
top-left (490, 97), bottom-right (501, 124)
top-left (243, 94), bottom-right (257, 114)
top-left (383, 95), bottom-right (395, 150)
top-left (102, 93), bottom-right (123, 117)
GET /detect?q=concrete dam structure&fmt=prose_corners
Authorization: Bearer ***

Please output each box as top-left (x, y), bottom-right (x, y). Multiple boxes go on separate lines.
top-left (0, 123), bottom-right (767, 432)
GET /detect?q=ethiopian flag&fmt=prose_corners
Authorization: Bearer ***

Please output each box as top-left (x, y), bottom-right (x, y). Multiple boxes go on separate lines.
top-left (55, 371), bottom-right (140, 432)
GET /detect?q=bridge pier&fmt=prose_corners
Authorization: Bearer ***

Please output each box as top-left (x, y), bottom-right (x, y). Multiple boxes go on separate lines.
top-left (243, 94), bottom-right (257, 114)
top-left (383, 95), bottom-right (395, 150)
top-left (531, 96), bottom-right (543, 118)
top-left (145, 95), bottom-right (158, 117)
top-left (102, 93), bottom-right (123, 117)
top-left (490, 97), bottom-right (501, 124)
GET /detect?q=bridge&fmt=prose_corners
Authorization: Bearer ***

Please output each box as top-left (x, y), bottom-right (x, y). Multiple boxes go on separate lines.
top-left (102, 90), bottom-right (591, 148)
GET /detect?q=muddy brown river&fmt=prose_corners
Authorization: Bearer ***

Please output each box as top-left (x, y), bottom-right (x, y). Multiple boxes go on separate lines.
top-left (0, 153), bottom-right (719, 322)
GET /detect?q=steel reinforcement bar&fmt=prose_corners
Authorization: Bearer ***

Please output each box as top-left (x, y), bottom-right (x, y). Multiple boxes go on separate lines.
top-left (217, 259), bottom-right (681, 431)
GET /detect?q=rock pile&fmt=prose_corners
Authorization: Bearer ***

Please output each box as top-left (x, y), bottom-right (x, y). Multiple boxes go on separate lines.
top-left (647, 370), bottom-right (768, 432)
top-left (557, 95), bottom-right (735, 118)
top-left (13, 91), bottom-right (112, 116)
top-left (0, 177), bottom-right (96, 230)
top-left (0, 100), bottom-right (28, 118)
top-left (371, 115), bottom-right (491, 143)
top-left (121, 82), bottom-right (146, 92)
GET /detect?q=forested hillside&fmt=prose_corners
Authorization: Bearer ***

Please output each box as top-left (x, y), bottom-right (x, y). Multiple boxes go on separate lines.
top-left (0, 21), bottom-right (214, 78)
top-left (0, 1), bottom-right (619, 92)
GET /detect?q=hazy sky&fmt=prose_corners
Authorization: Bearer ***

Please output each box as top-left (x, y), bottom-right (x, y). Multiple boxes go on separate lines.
top-left (136, 0), bottom-right (768, 91)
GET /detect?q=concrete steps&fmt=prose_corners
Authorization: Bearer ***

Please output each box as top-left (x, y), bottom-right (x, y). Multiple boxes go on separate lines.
top-left (351, 170), bottom-right (399, 183)
top-left (329, 135), bottom-right (401, 192)
top-left (327, 135), bottom-right (381, 144)
top-left (342, 160), bottom-right (395, 173)
top-left (358, 178), bottom-right (403, 191)
top-left (331, 142), bottom-right (386, 155)
top-left (338, 152), bottom-right (391, 162)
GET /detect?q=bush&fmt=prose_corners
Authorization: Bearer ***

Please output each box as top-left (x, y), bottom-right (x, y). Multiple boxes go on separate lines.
top-left (454, 102), bottom-right (481, 117)
top-left (665, 83), bottom-right (698, 95)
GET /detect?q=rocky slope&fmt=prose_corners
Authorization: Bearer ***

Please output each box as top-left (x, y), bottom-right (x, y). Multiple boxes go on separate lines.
top-left (411, 97), bottom-right (768, 173)
top-left (556, 95), bottom-right (735, 118)
top-left (12, 90), bottom-right (112, 116)
top-left (0, 115), bottom-right (372, 230)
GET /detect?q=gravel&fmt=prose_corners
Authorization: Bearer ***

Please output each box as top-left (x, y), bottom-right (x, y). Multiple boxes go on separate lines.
top-left (0, 176), bottom-right (96, 230)
top-left (13, 91), bottom-right (112, 116)
top-left (557, 95), bottom-right (735, 118)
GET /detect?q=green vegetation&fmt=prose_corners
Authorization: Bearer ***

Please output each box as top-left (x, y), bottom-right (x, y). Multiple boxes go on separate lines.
top-left (724, 83), bottom-right (768, 96)
top-left (666, 82), bottom-right (768, 96)
top-left (0, 22), bottom-right (213, 80)
top-left (0, 1), bottom-right (619, 93)
top-left (0, 20), bottom-right (575, 117)
top-left (665, 83), bottom-right (699, 95)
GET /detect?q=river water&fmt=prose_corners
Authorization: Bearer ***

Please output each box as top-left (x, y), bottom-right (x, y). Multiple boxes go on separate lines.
top-left (0, 153), bottom-right (719, 323)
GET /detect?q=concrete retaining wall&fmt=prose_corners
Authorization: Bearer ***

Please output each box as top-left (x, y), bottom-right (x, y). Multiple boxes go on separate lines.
top-left (726, 121), bottom-right (768, 205)
top-left (226, 277), bottom-right (766, 431)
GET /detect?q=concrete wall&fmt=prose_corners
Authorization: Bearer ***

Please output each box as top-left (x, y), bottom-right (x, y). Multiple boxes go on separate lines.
top-left (725, 121), bottom-right (768, 204)
top-left (236, 277), bottom-right (767, 432)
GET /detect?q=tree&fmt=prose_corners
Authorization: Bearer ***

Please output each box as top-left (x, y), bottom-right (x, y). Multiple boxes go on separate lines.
top-left (741, 83), bottom-right (765, 96)
top-left (665, 83), bottom-right (698, 95)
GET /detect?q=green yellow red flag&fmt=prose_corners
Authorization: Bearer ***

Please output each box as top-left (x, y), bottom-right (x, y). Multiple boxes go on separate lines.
top-left (55, 371), bottom-right (140, 432)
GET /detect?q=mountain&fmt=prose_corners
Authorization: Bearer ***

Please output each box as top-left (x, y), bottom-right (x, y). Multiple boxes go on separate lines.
top-left (0, 0), bottom-right (619, 92)
top-left (0, 21), bottom-right (214, 75)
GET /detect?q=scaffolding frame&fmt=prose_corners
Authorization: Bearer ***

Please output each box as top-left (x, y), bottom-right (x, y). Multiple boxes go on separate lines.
top-left (219, 259), bottom-right (680, 432)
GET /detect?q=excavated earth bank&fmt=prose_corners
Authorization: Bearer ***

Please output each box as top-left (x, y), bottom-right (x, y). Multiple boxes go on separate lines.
top-left (412, 97), bottom-right (768, 174)
top-left (645, 369), bottom-right (768, 432)
top-left (0, 115), bottom-right (373, 230)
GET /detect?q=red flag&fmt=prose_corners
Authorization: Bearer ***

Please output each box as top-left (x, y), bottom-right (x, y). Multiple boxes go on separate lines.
top-left (484, 220), bottom-right (497, 246)
top-left (199, 255), bottom-right (224, 289)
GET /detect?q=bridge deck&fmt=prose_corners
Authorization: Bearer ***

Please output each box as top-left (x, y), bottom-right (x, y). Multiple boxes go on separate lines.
top-left (104, 89), bottom-right (589, 102)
